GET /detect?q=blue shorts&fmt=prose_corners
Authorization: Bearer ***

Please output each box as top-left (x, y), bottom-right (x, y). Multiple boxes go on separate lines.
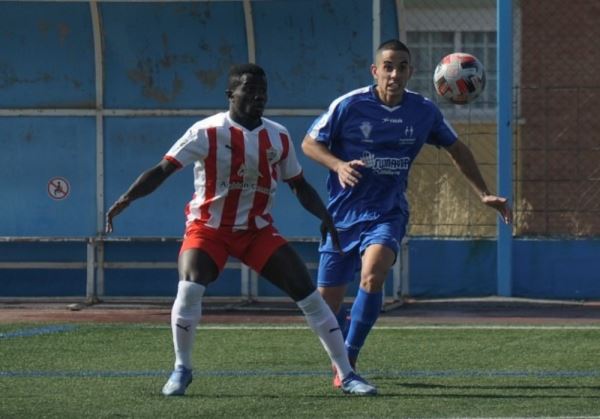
top-left (317, 215), bottom-right (407, 288)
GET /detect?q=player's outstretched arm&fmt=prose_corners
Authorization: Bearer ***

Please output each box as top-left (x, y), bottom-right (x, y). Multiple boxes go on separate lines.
top-left (444, 140), bottom-right (512, 224)
top-left (301, 135), bottom-right (364, 188)
top-left (105, 159), bottom-right (179, 233)
top-left (287, 175), bottom-right (342, 254)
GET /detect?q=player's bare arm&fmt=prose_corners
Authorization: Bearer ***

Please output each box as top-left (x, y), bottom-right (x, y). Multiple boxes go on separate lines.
top-left (105, 159), bottom-right (179, 233)
top-left (301, 135), bottom-right (364, 189)
top-left (444, 140), bottom-right (512, 224)
top-left (287, 175), bottom-right (342, 254)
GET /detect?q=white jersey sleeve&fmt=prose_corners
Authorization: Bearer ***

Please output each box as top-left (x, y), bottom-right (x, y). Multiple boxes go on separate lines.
top-left (164, 115), bottom-right (225, 167)
top-left (277, 130), bottom-right (303, 181)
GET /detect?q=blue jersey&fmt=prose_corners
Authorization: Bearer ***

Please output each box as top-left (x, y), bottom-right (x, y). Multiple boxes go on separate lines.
top-left (308, 85), bottom-right (458, 228)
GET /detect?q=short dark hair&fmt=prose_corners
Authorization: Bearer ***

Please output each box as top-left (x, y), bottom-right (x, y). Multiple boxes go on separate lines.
top-left (227, 63), bottom-right (266, 90)
top-left (376, 39), bottom-right (411, 59)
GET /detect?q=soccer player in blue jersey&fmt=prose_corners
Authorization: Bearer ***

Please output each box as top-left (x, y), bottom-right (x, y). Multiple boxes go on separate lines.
top-left (302, 39), bottom-right (512, 388)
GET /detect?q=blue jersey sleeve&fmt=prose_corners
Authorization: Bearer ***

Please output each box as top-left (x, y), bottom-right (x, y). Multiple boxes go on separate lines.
top-left (426, 104), bottom-right (458, 147)
top-left (307, 112), bottom-right (334, 145)
top-left (307, 93), bottom-right (355, 146)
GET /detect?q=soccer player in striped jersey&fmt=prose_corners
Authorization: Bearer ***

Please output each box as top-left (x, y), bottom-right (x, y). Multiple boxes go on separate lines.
top-left (105, 63), bottom-right (376, 396)
top-left (302, 40), bottom-right (512, 388)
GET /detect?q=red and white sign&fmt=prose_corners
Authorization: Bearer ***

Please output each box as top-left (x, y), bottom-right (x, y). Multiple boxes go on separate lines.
top-left (48, 177), bottom-right (70, 200)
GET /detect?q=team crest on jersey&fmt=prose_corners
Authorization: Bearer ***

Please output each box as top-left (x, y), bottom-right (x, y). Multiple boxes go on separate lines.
top-left (266, 147), bottom-right (279, 164)
top-left (359, 121), bottom-right (373, 141)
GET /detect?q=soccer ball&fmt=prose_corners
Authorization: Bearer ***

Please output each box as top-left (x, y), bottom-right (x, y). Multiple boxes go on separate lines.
top-left (433, 52), bottom-right (486, 105)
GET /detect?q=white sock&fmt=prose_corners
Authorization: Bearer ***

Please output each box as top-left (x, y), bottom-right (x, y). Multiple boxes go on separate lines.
top-left (170, 281), bottom-right (205, 370)
top-left (296, 290), bottom-right (353, 379)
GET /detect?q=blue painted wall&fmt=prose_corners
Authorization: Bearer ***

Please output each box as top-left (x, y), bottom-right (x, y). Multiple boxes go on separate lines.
top-left (408, 239), bottom-right (497, 297)
top-left (0, 2), bottom-right (95, 107)
top-left (407, 238), bottom-right (600, 300)
top-left (0, 117), bottom-right (97, 236)
top-left (2, 238), bottom-right (599, 300)
top-left (513, 240), bottom-right (600, 300)
top-left (101, 2), bottom-right (248, 108)
top-left (0, 242), bottom-right (87, 297)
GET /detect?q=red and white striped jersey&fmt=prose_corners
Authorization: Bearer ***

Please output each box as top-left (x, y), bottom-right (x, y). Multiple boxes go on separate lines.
top-left (165, 112), bottom-right (303, 231)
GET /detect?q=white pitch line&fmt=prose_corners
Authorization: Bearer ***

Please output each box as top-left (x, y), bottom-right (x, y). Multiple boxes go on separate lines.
top-left (374, 325), bottom-right (600, 330)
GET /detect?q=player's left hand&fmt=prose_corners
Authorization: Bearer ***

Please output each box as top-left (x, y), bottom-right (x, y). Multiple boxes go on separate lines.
top-left (105, 198), bottom-right (131, 234)
top-left (320, 216), bottom-right (343, 255)
top-left (482, 194), bottom-right (512, 224)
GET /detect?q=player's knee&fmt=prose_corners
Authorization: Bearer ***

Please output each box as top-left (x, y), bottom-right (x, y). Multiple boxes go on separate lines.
top-left (178, 249), bottom-right (219, 285)
top-left (359, 272), bottom-right (385, 292)
top-left (178, 270), bottom-right (217, 287)
top-left (174, 280), bottom-right (206, 307)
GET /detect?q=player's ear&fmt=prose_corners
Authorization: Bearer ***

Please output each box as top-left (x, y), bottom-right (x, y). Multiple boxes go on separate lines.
top-left (370, 63), bottom-right (378, 80)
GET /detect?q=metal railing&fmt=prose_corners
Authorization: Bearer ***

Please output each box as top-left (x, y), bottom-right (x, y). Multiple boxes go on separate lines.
top-left (0, 237), bottom-right (408, 306)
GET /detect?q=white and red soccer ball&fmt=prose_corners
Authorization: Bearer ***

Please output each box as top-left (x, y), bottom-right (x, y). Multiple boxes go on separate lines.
top-left (433, 52), bottom-right (486, 105)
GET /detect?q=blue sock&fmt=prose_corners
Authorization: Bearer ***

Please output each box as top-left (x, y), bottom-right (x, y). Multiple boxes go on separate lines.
top-left (345, 288), bottom-right (383, 363)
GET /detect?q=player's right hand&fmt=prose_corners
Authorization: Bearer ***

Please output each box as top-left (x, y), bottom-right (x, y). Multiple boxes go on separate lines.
top-left (335, 159), bottom-right (365, 188)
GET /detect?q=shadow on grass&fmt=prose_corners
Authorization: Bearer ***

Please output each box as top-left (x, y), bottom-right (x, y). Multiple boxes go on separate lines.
top-left (371, 381), bottom-right (600, 399)
top-left (399, 381), bottom-right (600, 391)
